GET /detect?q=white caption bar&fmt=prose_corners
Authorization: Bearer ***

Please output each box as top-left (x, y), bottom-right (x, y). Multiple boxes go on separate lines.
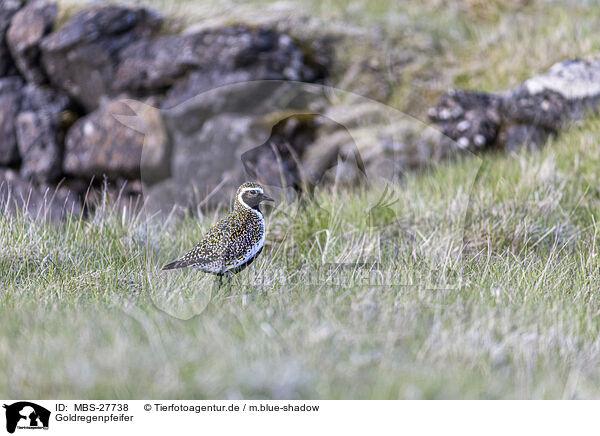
top-left (0, 400), bottom-right (597, 435)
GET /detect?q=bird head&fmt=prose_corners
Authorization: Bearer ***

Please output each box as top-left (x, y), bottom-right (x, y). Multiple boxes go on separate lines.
top-left (236, 182), bottom-right (274, 210)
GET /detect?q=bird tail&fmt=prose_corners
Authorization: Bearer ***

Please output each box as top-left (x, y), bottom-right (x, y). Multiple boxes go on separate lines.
top-left (161, 259), bottom-right (187, 271)
top-left (162, 256), bottom-right (218, 271)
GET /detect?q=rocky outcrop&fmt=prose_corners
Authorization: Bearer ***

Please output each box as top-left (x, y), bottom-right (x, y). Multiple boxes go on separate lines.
top-left (0, 77), bottom-right (24, 166)
top-left (301, 101), bottom-right (456, 186)
top-left (115, 25), bottom-right (320, 101)
top-left (0, 0), bottom-right (23, 77)
top-left (142, 81), bottom-right (461, 214)
top-left (429, 58), bottom-right (600, 151)
top-left (142, 112), bottom-right (322, 213)
top-left (0, 2), bottom-right (333, 218)
top-left (40, 5), bottom-right (162, 110)
top-left (0, 74), bottom-right (74, 181)
top-left (159, 26), bottom-right (325, 108)
top-left (0, 1), bottom-right (485, 218)
top-left (3, 1), bottom-right (599, 221)
top-left (6, 0), bottom-right (57, 84)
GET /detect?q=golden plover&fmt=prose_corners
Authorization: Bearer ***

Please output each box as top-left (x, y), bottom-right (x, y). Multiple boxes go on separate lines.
top-left (162, 182), bottom-right (274, 282)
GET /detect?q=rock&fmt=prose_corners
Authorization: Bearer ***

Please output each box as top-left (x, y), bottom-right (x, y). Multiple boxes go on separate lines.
top-left (111, 99), bottom-right (170, 184)
top-left (63, 97), bottom-right (166, 180)
top-left (241, 114), bottom-right (335, 190)
top-left (16, 112), bottom-right (61, 182)
top-left (6, 0), bottom-right (57, 84)
top-left (0, 0), bottom-right (23, 77)
top-left (163, 80), bottom-right (303, 134)
top-left (522, 58), bottom-right (600, 103)
top-left (165, 113), bottom-right (260, 208)
top-left (501, 88), bottom-right (569, 131)
top-left (0, 168), bottom-right (80, 219)
top-left (158, 25), bottom-right (326, 109)
top-left (429, 57), bottom-right (600, 151)
top-left (113, 33), bottom-right (203, 95)
top-left (0, 77), bottom-right (24, 166)
top-left (20, 81), bottom-right (72, 113)
top-left (428, 89), bottom-right (502, 150)
top-left (298, 100), bottom-right (460, 187)
top-left (40, 5), bottom-right (162, 110)
top-left (0, 80), bottom-right (71, 180)
top-left (16, 84), bottom-right (72, 183)
top-left (144, 113), bottom-right (321, 213)
top-left (303, 116), bottom-right (453, 186)
top-left (147, 82), bottom-right (466, 213)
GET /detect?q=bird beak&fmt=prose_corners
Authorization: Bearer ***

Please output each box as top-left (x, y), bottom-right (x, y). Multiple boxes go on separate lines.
top-left (261, 193), bottom-right (274, 202)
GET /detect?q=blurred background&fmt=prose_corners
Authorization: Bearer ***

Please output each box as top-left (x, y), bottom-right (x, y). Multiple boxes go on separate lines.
top-left (1, 0), bottom-right (596, 217)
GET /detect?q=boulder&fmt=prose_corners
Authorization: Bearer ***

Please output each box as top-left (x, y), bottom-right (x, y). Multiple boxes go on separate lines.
top-left (111, 99), bottom-right (170, 184)
top-left (16, 84), bottom-right (72, 183)
top-left (0, 77), bottom-right (24, 166)
top-left (429, 58), bottom-right (600, 151)
top-left (428, 89), bottom-right (502, 150)
top-left (63, 97), bottom-right (166, 180)
top-left (500, 124), bottom-right (548, 153)
top-left (20, 80), bottom-right (71, 113)
top-left (16, 112), bottom-right (62, 182)
top-left (6, 0), bottom-right (57, 84)
top-left (112, 33), bottom-right (195, 94)
top-left (0, 0), bottom-right (23, 77)
top-left (163, 113), bottom-right (260, 208)
top-left (162, 80), bottom-right (306, 134)
top-left (157, 25), bottom-right (326, 109)
top-left (40, 5), bottom-right (162, 110)
top-left (519, 58), bottom-right (600, 118)
top-left (501, 87), bottom-right (568, 130)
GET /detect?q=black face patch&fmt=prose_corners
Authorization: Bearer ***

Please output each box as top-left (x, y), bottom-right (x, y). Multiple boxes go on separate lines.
top-left (242, 190), bottom-right (263, 209)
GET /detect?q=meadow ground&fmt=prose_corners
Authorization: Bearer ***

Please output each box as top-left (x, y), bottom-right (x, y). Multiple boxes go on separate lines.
top-left (2, 0), bottom-right (600, 399)
top-left (2, 115), bottom-right (600, 399)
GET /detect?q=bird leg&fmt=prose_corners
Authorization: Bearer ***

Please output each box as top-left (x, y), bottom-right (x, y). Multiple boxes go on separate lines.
top-left (216, 272), bottom-right (232, 291)
top-left (224, 272), bottom-right (233, 292)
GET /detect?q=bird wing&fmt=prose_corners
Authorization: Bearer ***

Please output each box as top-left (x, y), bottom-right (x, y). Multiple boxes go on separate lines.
top-left (161, 218), bottom-right (233, 272)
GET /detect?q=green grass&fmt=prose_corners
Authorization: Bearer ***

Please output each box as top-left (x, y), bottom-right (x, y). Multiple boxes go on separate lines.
top-left (5, 0), bottom-right (600, 399)
top-left (3, 116), bottom-right (600, 399)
